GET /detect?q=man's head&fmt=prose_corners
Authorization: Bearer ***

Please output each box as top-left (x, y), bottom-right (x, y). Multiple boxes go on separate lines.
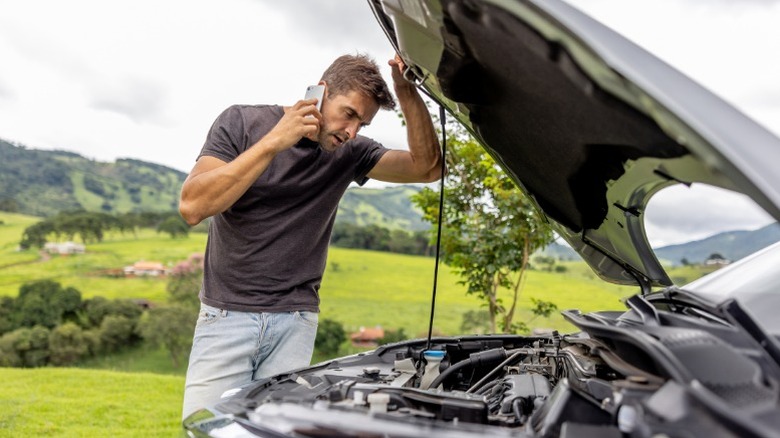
top-left (315, 54), bottom-right (396, 151)
top-left (321, 54), bottom-right (396, 111)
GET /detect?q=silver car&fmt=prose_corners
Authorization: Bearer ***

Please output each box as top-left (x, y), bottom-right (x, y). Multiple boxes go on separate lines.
top-left (184, 1), bottom-right (780, 436)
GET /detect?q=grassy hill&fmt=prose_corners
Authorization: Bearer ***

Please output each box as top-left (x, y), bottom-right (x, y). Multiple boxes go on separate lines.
top-left (337, 185), bottom-right (427, 231)
top-left (0, 139), bottom-right (427, 231)
top-left (0, 139), bottom-right (185, 217)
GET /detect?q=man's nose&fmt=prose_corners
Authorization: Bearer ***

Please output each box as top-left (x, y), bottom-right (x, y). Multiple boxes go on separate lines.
top-left (346, 122), bottom-right (361, 139)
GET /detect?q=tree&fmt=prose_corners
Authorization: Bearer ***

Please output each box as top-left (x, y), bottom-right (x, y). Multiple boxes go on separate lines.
top-left (19, 220), bottom-right (54, 249)
top-left (49, 322), bottom-right (89, 365)
top-left (14, 280), bottom-right (80, 329)
top-left (378, 328), bottom-right (407, 344)
top-left (157, 215), bottom-right (190, 238)
top-left (138, 305), bottom-right (195, 367)
top-left (413, 120), bottom-right (554, 333)
top-left (167, 267), bottom-right (203, 311)
top-left (99, 315), bottom-right (138, 352)
top-left (533, 255), bottom-right (556, 272)
top-left (0, 326), bottom-right (51, 367)
top-left (314, 319), bottom-right (346, 357)
top-left (460, 310), bottom-right (491, 335)
top-left (0, 296), bottom-right (15, 335)
top-left (81, 297), bottom-right (142, 329)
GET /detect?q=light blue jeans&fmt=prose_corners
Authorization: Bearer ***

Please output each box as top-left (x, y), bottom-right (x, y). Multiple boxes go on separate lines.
top-left (181, 303), bottom-right (318, 419)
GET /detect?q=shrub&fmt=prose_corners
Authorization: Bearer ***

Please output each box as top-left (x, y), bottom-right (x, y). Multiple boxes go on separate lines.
top-left (99, 316), bottom-right (138, 353)
top-left (315, 319), bottom-right (346, 357)
top-left (378, 328), bottom-right (408, 344)
top-left (49, 322), bottom-right (89, 366)
top-left (0, 326), bottom-right (51, 367)
top-left (138, 305), bottom-right (195, 367)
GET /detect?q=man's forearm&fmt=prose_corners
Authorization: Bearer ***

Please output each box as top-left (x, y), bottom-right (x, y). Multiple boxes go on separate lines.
top-left (179, 141), bottom-right (279, 226)
top-left (396, 84), bottom-right (442, 178)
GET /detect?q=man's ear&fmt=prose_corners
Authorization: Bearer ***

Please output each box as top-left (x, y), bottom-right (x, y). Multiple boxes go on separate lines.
top-left (319, 80), bottom-right (329, 98)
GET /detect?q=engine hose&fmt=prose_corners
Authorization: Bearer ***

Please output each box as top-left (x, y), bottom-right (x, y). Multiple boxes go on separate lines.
top-left (427, 357), bottom-right (471, 389)
top-left (466, 349), bottom-right (528, 394)
top-left (428, 347), bottom-right (508, 389)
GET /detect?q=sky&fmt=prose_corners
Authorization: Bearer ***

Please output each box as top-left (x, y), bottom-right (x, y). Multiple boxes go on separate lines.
top-left (1, 0), bottom-right (778, 247)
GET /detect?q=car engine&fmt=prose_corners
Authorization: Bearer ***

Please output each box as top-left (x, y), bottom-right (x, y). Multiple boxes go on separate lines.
top-left (187, 299), bottom-right (780, 438)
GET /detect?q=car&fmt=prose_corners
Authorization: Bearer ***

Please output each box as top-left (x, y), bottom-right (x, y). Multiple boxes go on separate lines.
top-left (183, 0), bottom-right (780, 436)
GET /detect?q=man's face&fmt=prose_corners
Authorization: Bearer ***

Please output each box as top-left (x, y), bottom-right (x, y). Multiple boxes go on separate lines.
top-left (317, 89), bottom-right (380, 152)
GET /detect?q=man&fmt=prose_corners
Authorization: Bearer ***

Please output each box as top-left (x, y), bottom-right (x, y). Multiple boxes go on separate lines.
top-left (179, 53), bottom-right (441, 418)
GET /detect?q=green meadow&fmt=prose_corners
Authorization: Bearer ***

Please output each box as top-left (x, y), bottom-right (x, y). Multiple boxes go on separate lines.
top-left (0, 367), bottom-right (183, 437)
top-left (1, 211), bottom-right (636, 337)
top-left (3, 210), bottom-right (707, 436)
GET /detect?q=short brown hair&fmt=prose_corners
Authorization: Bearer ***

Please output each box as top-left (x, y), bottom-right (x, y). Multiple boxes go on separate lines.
top-left (321, 54), bottom-right (396, 111)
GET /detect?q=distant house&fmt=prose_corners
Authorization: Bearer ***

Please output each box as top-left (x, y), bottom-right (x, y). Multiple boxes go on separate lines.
top-left (704, 253), bottom-right (731, 267)
top-left (124, 261), bottom-right (168, 277)
top-left (350, 326), bottom-right (385, 348)
top-left (44, 241), bottom-right (85, 255)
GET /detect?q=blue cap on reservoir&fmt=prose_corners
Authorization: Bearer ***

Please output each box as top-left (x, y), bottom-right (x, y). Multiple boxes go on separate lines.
top-left (423, 350), bottom-right (445, 359)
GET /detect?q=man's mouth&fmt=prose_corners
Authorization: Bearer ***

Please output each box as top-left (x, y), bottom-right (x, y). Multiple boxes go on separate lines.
top-left (333, 134), bottom-right (347, 147)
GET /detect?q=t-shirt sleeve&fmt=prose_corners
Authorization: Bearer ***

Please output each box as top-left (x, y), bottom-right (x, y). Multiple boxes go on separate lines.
top-left (352, 136), bottom-right (389, 186)
top-left (197, 105), bottom-right (247, 163)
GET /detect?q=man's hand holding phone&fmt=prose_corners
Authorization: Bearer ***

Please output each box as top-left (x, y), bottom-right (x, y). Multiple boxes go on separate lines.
top-left (304, 85), bottom-right (325, 112)
top-left (300, 84), bottom-right (325, 141)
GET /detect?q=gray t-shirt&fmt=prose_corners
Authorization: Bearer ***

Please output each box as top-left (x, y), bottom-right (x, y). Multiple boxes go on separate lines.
top-left (197, 104), bottom-right (388, 313)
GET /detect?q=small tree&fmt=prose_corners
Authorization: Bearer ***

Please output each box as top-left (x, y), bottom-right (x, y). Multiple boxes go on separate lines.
top-left (49, 322), bottom-right (89, 365)
top-left (460, 310), bottom-right (491, 335)
top-left (99, 315), bottom-right (137, 352)
top-left (138, 305), bottom-right (195, 367)
top-left (167, 267), bottom-right (202, 311)
top-left (413, 121), bottom-right (555, 333)
top-left (378, 328), bottom-right (408, 344)
top-left (315, 319), bottom-right (346, 357)
top-left (0, 326), bottom-right (51, 367)
top-left (0, 296), bottom-right (14, 335)
top-left (157, 216), bottom-right (190, 239)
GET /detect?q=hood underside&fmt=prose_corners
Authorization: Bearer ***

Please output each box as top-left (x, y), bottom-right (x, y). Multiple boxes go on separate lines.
top-left (370, 0), bottom-right (780, 287)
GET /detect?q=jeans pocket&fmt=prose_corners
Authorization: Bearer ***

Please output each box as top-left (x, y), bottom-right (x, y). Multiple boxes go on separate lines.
top-left (196, 304), bottom-right (222, 327)
top-left (293, 311), bottom-right (319, 328)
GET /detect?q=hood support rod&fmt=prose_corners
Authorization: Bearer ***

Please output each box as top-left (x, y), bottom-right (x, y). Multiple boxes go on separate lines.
top-left (426, 105), bottom-right (448, 351)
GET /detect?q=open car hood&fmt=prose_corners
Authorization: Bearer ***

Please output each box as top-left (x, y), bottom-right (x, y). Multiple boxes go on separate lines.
top-left (369, 0), bottom-right (780, 287)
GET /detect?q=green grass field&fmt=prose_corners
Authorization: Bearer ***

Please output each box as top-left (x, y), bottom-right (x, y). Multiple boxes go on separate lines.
top-left (1, 211), bottom-right (638, 336)
top-left (0, 367), bottom-right (183, 437)
top-left (1, 210), bottom-right (716, 436)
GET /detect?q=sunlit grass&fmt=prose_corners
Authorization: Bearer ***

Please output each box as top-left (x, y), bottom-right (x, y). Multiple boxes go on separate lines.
top-left (0, 212), bottom-right (718, 437)
top-left (0, 367), bottom-right (183, 437)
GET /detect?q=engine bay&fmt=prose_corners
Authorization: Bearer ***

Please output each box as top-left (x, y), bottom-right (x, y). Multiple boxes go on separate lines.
top-left (196, 297), bottom-right (780, 438)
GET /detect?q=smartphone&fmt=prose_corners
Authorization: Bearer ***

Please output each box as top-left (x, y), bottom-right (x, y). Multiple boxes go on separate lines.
top-left (304, 85), bottom-right (325, 112)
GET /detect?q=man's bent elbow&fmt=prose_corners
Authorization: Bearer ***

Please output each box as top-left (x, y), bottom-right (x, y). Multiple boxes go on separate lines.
top-left (412, 162), bottom-right (445, 183)
top-left (179, 201), bottom-right (204, 227)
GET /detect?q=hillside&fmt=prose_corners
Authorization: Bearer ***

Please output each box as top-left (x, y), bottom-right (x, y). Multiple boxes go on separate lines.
top-left (0, 139), bottom-right (185, 217)
top-left (0, 139), bottom-right (427, 230)
top-left (654, 222), bottom-right (780, 265)
top-left (540, 222), bottom-right (780, 267)
top-left (337, 185), bottom-right (427, 231)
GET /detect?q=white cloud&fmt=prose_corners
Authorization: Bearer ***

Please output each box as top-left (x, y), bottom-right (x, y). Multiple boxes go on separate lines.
top-left (0, 0), bottom-right (778, 244)
top-left (645, 185), bottom-right (775, 247)
top-left (89, 76), bottom-right (169, 125)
